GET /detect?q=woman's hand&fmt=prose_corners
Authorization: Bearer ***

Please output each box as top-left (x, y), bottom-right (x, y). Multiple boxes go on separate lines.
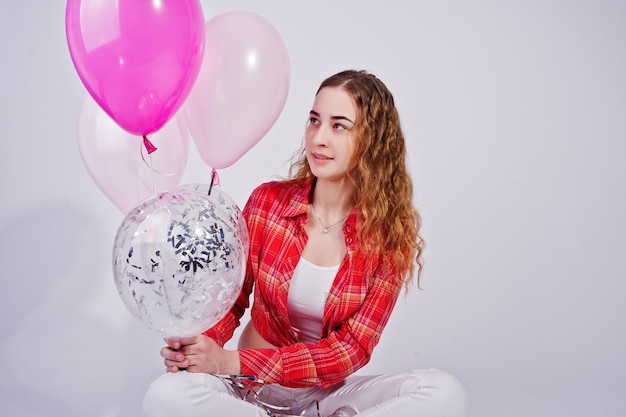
top-left (160, 334), bottom-right (241, 375)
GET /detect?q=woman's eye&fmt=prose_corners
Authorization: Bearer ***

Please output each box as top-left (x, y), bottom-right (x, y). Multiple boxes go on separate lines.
top-left (309, 117), bottom-right (320, 125)
top-left (333, 123), bottom-right (346, 130)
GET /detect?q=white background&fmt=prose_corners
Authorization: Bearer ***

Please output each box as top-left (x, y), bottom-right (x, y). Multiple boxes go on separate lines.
top-left (1, 1), bottom-right (625, 416)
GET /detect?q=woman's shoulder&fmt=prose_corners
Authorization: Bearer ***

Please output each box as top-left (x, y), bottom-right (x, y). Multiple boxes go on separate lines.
top-left (249, 179), bottom-right (305, 201)
top-left (245, 179), bottom-right (307, 212)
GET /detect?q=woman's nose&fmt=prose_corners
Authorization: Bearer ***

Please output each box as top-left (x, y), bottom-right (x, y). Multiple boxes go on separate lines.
top-left (311, 124), bottom-right (329, 146)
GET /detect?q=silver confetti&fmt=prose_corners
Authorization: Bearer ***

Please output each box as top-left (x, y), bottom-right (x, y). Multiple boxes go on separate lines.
top-left (112, 185), bottom-right (249, 338)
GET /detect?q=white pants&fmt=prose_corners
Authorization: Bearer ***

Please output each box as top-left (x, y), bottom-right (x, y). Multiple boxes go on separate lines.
top-left (142, 369), bottom-right (468, 417)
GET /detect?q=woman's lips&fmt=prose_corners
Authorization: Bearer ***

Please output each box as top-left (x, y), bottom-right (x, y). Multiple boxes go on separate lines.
top-left (311, 152), bottom-right (332, 161)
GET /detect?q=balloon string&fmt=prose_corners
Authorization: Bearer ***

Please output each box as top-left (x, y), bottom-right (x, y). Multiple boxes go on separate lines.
top-left (150, 152), bottom-right (155, 194)
top-left (139, 138), bottom-right (179, 177)
top-left (208, 168), bottom-right (220, 196)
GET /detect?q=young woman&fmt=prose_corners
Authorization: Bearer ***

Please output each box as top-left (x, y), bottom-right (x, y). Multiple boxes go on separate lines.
top-left (142, 70), bottom-right (468, 417)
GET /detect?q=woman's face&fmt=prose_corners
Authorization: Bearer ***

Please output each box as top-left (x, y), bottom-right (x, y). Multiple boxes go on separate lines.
top-left (305, 86), bottom-right (357, 182)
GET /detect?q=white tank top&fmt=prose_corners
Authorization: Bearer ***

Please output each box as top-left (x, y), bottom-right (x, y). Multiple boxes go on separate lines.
top-left (287, 257), bottom-right (338, 344)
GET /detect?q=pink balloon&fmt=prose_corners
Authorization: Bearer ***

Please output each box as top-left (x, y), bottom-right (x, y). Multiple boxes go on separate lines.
top-left (78, 95), bottom-right (189, 214)
top-left (66, 0), bottom-right (205, 136)
top-left (182, 11), bottom-right (291, 169)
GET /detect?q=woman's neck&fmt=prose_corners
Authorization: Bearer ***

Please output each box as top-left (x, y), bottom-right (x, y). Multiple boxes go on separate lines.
top-left (310, 177), bottom-right (355, 218)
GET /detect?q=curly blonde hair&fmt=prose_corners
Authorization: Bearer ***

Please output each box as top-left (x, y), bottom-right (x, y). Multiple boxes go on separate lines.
top-left (289, 70), bottom-right (424, 288)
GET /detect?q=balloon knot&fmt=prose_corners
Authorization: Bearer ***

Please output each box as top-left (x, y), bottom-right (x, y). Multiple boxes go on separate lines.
top-left (143, 135), bottom-right (157, 154)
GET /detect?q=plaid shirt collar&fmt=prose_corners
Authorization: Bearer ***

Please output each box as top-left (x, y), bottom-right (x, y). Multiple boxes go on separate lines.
top-left (278, 177), bottom-right (361, 236)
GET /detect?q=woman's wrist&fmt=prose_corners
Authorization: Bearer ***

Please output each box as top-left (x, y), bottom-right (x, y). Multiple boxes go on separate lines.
top-left (221, 349), bottom-right (241, 375)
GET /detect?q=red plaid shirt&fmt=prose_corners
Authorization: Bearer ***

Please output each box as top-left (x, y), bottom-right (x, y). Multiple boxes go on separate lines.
top-left (205, 179), bottom-right (403, 388)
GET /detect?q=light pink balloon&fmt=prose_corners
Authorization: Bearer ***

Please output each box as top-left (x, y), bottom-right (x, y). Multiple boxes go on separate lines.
top-left (78, 95), bottom-right (189, 213)
top-left (66, 0), bottom-right (205, 136)
top-left (182, 11), bottom-right (291, 169)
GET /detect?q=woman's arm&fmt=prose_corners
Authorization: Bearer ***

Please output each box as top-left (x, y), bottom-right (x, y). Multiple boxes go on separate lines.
top-left (201, 263), bottom-right (254, 347)
top-left (201, 185), bottom-right (266, 346)
top-left (239, 262), bottom-right (402, 388)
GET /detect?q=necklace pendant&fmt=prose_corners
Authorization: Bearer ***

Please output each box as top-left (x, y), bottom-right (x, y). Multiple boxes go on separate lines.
top-left (322, 228), bottom-right (329, 234)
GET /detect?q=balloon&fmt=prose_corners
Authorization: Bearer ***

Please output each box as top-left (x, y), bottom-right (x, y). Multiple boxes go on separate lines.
top-left (181, 182), bottom-right (248, 248)
top-left (65, 0), bottom-right (205, 136)
top-left (182, 11), bottom-right (291, 169)
top-left (78, 95), bottom-right (189, 214)
top-left (112, 186), bottom-right (249, 338)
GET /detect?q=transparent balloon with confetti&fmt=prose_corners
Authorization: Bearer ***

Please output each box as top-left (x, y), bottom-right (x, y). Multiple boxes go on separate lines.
top-left (112, 185), bottom-right (248, 338)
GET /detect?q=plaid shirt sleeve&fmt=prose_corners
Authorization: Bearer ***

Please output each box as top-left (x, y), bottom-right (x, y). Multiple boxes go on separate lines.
top-left (239, 262), bottom-right (402, 388)
top-left (202, 264), bottom-right (254, 347)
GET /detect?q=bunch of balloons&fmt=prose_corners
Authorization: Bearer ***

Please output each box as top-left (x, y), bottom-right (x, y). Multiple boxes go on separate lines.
top-left (66, 0), bottom-right (291, 213)
top-left (66, 1), bottom-right (289, 337)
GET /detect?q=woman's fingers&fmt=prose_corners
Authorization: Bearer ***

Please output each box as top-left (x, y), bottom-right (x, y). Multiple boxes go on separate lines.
top-left (177, 335), bottom-right (199, 346)
top-left (165, 365), bottom-right (181, 373)
top-left (160, 335), bottom-right (211, 373)
top-left (161, 346), bottom-right (189, 366)
top-left (164, 357), bottom-right (188, 367)
top-left (163, 338), bottom-right (181, 350)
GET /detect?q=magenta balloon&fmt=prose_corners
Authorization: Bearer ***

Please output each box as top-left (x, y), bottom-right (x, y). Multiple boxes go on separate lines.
top-left (182, 11), bottom-right (291, 169)
top-left (66, 0), bottom-right (205, 136)
top-left (77, 95), bottom-right (189, 214)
